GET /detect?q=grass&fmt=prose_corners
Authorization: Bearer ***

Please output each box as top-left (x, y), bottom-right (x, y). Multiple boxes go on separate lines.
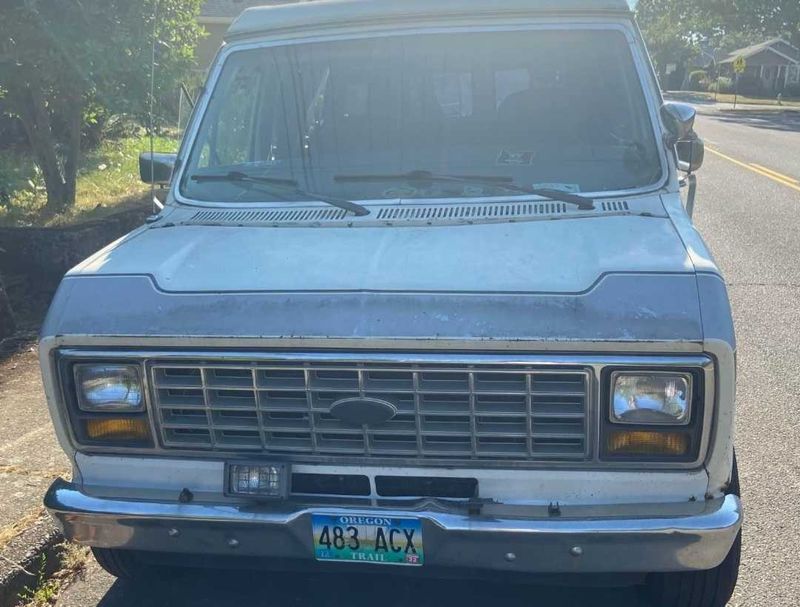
top-left (0, 508), bottom-right (46, 551)
top-left (0, 132), bottom-right (179, 228)
top-left (19, 543), bottom-right (90, 607)
top-left (667, 90), bottom-right (800, 108)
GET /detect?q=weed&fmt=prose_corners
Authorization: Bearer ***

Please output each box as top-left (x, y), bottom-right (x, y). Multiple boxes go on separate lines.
top-left (19, 554), bottom-right (57, 606)
top-left (18, 543), bottom-right (90, 607)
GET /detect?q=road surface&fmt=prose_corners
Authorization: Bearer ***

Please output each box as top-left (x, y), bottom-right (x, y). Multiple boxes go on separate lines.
top-left (40, 108), bottom-right (800, 606)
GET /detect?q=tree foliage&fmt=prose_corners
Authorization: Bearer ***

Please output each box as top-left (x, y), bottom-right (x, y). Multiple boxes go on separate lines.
top-left (0, 0), bottom-right (203, 213)
top-left (636, 0), bottom-right (800, 82)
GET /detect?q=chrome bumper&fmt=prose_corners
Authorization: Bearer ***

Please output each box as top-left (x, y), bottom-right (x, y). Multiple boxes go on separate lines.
top-left (45, 478), bottom-right (741, 574)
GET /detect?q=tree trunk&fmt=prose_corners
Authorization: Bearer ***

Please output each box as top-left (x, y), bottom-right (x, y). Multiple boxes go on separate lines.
top-left (62, 97), bottom-right (83, 207)
top-left (0, 274), bottom-right (16, 339)
top-left (12, 76), bottom-right (70, 213)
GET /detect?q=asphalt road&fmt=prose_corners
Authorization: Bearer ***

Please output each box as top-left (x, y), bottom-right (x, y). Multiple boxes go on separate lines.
top-left (48, 107), bottom-right (800, 606)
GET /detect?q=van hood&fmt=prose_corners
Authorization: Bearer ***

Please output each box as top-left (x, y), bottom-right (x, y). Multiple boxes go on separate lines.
top-left (45, 199), bottom-right (733, 347)
top-left (72, 214), bottom-right (694, 294)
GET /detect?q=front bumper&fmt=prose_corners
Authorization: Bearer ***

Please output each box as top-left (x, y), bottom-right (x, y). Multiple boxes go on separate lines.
top-left (45, 478), bottom-right (741, 574)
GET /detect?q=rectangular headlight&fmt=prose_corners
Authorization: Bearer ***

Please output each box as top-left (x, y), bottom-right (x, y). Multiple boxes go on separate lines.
top-left (610, 372), bottom-right (691, 425)
top-left (74, 364), bottom-right (144, 412)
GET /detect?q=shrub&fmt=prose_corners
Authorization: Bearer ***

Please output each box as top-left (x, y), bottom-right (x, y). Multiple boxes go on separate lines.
top-left (687, 70), bottom-right (708, 91)
top-left (707, 77), bottom-right (734, 94)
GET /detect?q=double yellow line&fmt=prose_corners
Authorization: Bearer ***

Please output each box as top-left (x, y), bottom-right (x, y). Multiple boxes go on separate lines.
top-left (706, 147), bottom-right (800, 193)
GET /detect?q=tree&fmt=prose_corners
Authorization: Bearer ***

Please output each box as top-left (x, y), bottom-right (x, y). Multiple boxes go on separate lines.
top-left (636, 1), bottom-right (700, 80)
top-left (0, 0), bottom-right (203, 214)
top-left (636, 0), bottom-right (800, 86)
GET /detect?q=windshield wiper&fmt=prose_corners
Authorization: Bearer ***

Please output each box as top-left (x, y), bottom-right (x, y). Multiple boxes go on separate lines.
top-left (190, 171), bottom-right (370, 216)
top-left (335, 170), bottom-right (595, 210)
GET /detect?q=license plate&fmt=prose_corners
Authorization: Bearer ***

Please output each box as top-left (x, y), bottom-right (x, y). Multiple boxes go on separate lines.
top-left (312, 514), bottom-right (424, 566)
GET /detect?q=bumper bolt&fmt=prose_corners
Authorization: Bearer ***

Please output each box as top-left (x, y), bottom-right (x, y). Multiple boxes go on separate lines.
top-left (167, 528), bottom-right (180, 538)
top-left (570, 546), bottom-right (583, 557)
top-left (227, 538), bottom-right (240, 548)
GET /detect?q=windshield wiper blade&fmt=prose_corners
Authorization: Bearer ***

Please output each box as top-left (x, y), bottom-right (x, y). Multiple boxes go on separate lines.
top-left (335, 170), bottom-right (594, 210)
top-left (190, 171), bottom-right (370, 216)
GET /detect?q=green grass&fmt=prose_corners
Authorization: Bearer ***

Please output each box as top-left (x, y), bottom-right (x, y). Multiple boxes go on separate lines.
top-left (0, 133), bottom-right (179, 228)
top-left (706, 92), bottom-right (800, 107)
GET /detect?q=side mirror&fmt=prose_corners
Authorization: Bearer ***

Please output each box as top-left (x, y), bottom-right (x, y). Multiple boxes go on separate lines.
top-left (139, 152), bottom-right (177, 185)
top-left (660, 102), bottom-right (696, 144)
top-left (661, 102), bottom-right (704, 174)
top-left (676, 137), bottom-right (705, 173)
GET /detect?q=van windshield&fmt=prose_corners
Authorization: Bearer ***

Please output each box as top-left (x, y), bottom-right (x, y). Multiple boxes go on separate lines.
top-left (181, 29), bottom-right (663, 203)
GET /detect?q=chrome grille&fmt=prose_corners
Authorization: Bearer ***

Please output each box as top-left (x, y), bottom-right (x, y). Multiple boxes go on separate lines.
top-left (150, 361), bottom-right (590, 463)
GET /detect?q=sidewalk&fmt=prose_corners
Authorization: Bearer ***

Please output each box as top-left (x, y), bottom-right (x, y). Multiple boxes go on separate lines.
top-left (663, 92), bottom-right (800, 114)
top-left (694, 101), bottom-right (800, 114)
top-left (0, 344), bottom-right (70, 602)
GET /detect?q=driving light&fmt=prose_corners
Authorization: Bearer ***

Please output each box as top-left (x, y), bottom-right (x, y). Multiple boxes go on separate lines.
top-left (611, 372), bottom-right (691, 425)
top-left (607, 430), bottom-right (689, 456)
top-left (228, 464), bottom-right (289, 498)
top-left (75, 364), bottom-right (144, 412)
top-left (85, 418), bottom-right (151, 441)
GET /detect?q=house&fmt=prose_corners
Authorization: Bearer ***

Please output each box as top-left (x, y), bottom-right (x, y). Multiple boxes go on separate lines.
top-left (719, 38), bottom-right (800, 94)
top-left (197, 1), bottom-right (310, 68)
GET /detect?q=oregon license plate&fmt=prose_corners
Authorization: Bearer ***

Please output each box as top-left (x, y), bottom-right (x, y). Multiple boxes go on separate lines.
top-left (312, 514), bottom-right (424, 566)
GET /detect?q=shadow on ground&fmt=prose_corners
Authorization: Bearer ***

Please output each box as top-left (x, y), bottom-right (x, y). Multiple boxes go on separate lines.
top-left (712, 110), bottom-right (800, 133)
top-left (92, 569), bottom-right (650, 607)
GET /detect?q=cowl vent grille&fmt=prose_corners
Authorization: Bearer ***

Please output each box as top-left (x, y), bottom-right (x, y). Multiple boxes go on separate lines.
top-left (375, 202), bottom-right (567, 221)
top-left (601, 200), bottom-right (629, 212)
top-left (183, 199), bottom-right (636, 228)
top-left (191, 208), bottom-right (349, 224)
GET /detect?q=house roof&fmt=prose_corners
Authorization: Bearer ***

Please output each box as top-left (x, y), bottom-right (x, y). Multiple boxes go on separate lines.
top-left (200, 0), bottom-right (299, 21)
top-left (719, 38), bottom-right (800, 64)
top-left (227, 0), bottom-right (632, 39)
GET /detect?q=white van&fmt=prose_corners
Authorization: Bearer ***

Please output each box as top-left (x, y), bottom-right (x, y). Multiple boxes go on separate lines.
top-left (41, 2), bottom-right (741, 606)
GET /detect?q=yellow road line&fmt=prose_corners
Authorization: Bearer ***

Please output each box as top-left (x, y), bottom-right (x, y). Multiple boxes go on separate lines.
top-left (706, 147), bottom-right (800, 193)
top-left (749, 163), bottom-right (799, 184)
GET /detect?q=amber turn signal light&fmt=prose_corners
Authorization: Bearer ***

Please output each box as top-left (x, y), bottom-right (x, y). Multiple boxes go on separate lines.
top-left (607, 430), bottom-right (689, 456)
top-left (85, 418), bottom-right (150, 441)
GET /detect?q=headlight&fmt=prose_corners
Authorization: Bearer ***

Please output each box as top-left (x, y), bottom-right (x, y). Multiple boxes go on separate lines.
top-left (74, 364), bottom-right (144, 412)
top-left (610, 372), bottom-right (691, 425)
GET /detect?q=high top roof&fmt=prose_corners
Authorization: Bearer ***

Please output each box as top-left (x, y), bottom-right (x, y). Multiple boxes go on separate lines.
top-left (227, 0), bottom-right (632, 40)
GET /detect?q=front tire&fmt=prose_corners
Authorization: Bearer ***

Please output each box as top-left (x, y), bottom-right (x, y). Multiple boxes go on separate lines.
top-left (643, 452), bottom-right (741, 607)
top-left (643, 531), bottom-right (740, 607)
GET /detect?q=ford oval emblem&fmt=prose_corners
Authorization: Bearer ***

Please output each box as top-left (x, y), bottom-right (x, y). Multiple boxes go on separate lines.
top-left (329, 397), bottom-right (397, 427)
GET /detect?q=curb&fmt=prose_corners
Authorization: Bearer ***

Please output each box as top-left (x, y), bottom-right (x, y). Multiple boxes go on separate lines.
top-left (0, 514), bottom-right (64, 607)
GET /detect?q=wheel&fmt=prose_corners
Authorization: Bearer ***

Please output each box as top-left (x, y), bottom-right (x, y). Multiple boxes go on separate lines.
top-left (643, 531), bottom-right (740, 607)
top-left (91, 547), bottom-right (155, 581)
top-left (643, 452), bottom-right (741, 607)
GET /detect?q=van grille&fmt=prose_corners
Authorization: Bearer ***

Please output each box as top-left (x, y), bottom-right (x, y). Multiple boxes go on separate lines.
top-left (150, 361), bottom-right (590, 463)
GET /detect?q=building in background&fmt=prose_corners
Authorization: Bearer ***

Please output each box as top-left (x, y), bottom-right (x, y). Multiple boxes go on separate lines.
top-left (197, 1), bottom-right (309, 68)
top-left (719, 39), bottom-right (800, 95)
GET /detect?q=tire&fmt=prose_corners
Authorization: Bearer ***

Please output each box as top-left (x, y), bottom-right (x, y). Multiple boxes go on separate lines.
top-left (643, 452), bottom-right (741, 607)
top-left (91, 547), bottom-right (155, 581)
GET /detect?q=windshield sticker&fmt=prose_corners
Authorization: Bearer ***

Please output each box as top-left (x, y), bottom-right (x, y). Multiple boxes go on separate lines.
top-left (531, 183), bottom-right (582, 193)
top-left (497, 150), bottom-right (534, 166)
top-left (383, 186), bottom-right (420, 198)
